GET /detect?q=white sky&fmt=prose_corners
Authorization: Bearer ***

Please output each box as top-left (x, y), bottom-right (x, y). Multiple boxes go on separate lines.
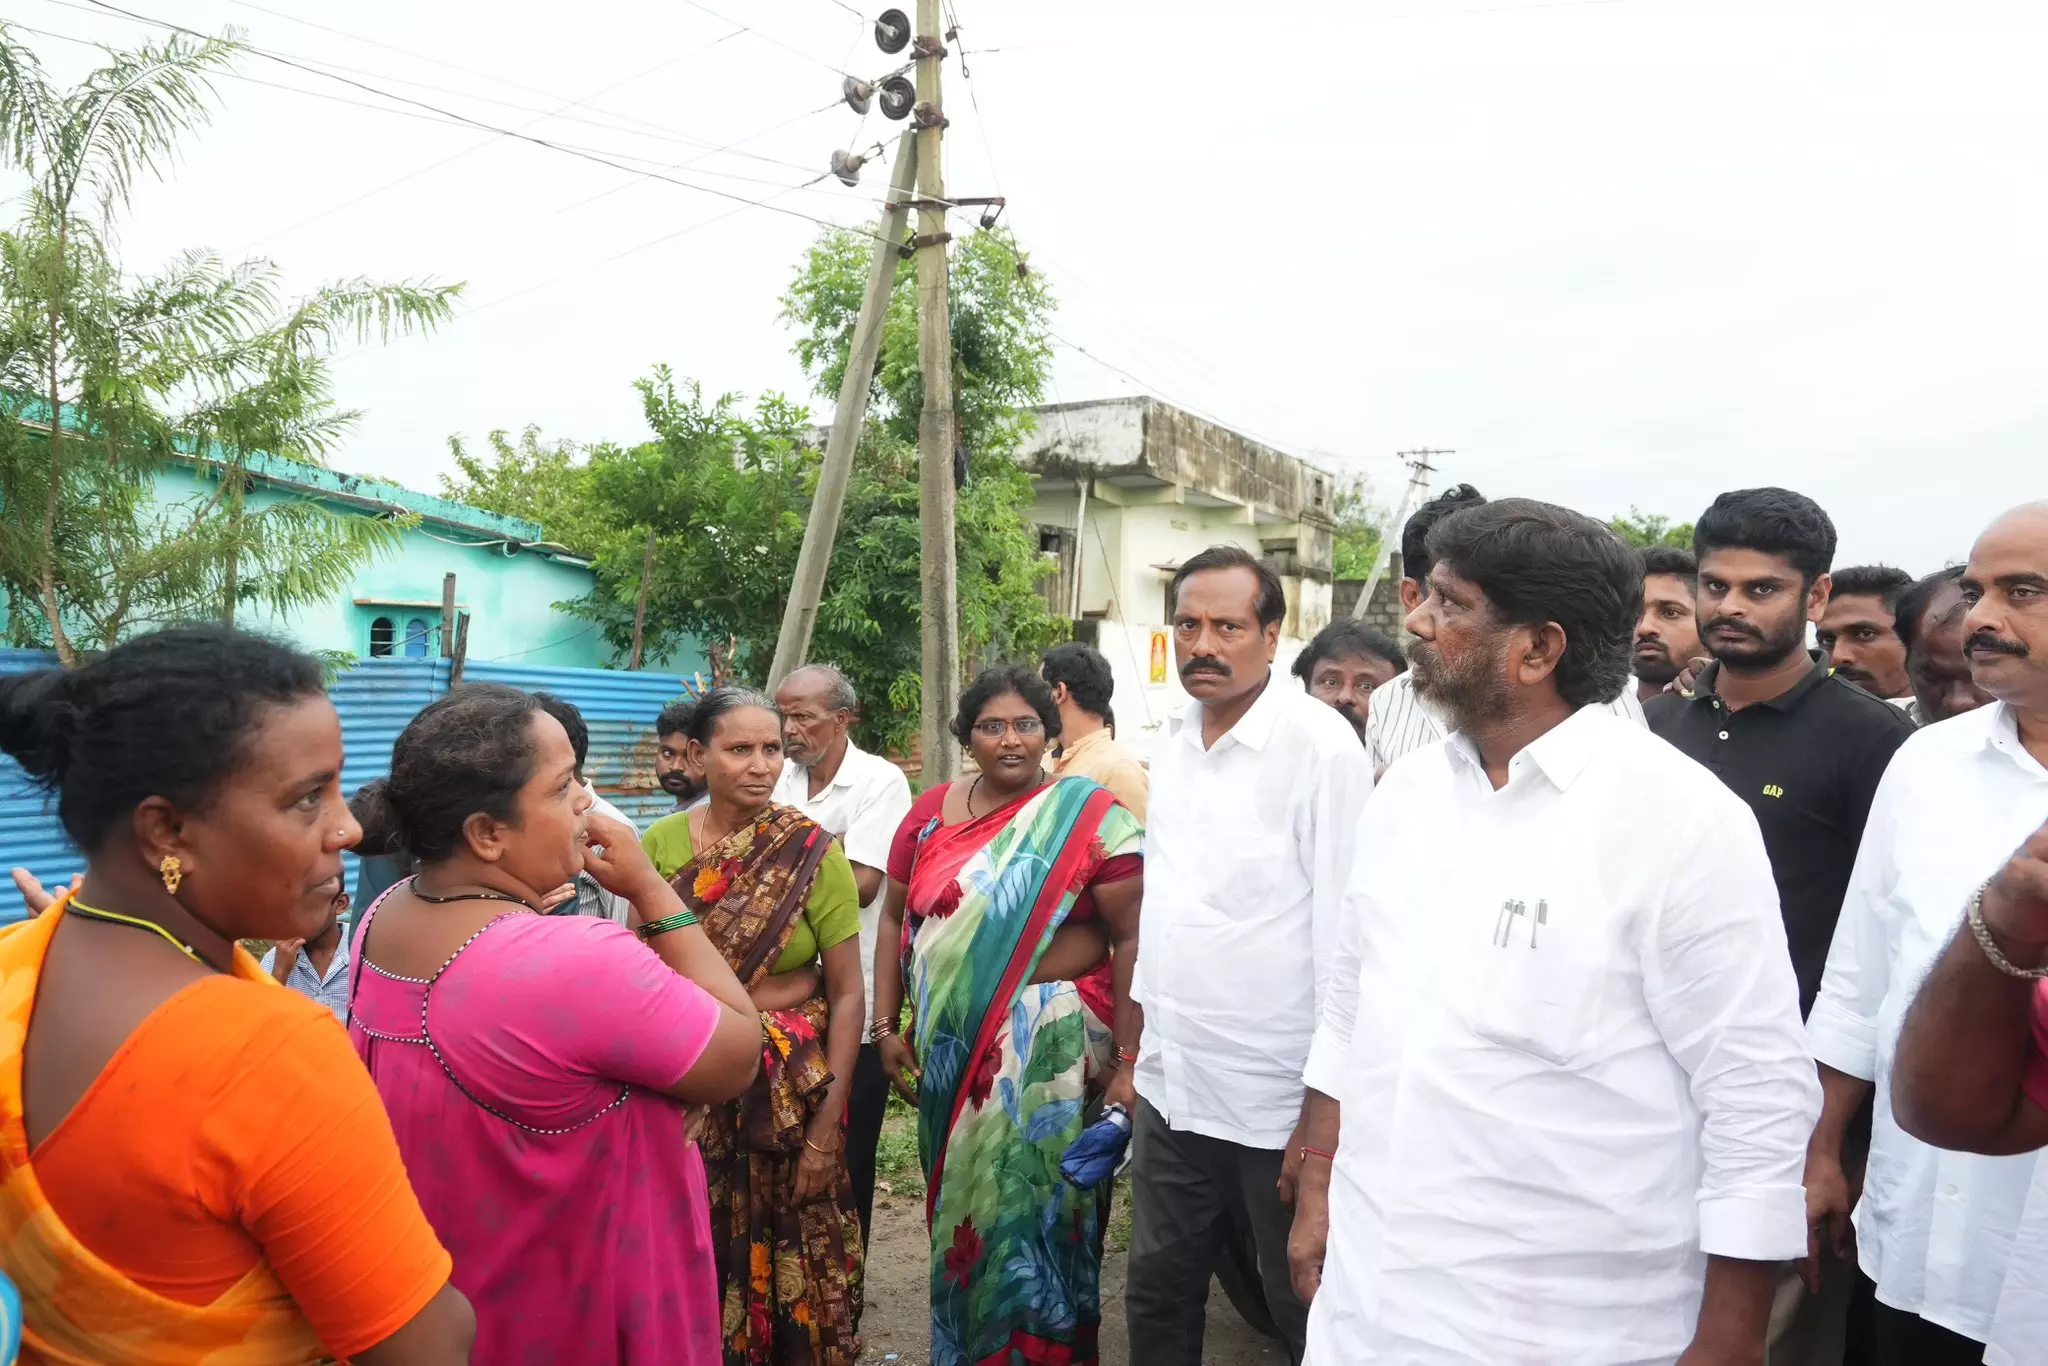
top-left (8, 0), bottom-right (2047, 573)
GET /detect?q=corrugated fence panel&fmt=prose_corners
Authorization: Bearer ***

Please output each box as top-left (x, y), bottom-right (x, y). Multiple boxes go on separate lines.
top-left (0, 649), bottom-right (75, 924)
top-left (458, 661), bottom-right (700, 814)
top-left (0, 651), bottom-right (698, 923)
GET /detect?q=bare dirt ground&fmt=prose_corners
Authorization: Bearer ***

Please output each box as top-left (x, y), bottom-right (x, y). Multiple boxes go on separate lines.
top-left (860, 1110), bottom-right (1286, 1366)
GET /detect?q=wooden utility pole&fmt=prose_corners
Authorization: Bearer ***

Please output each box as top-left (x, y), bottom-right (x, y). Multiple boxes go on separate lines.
top-left (768, 132), bottom-right (921, 689)
top-left (914, 0), bottom-right (962, 784)
top-left (439, 572), bottom-right (458, 656)
top-left (1351, 450), bottom-right (1448, 620)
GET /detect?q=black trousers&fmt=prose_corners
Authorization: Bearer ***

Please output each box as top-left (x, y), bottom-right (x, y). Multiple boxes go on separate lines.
top-left (844, 1042), bottom-right (889, 1247)
top-left (1125, 1097), bottom-right (1308, 1366)
top-left (1867, 1286), bottom-right (1986, 1366)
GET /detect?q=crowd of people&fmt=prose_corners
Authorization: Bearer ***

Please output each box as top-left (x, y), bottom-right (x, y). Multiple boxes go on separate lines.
top-left (0, 482), bottom-right (2042, 1366)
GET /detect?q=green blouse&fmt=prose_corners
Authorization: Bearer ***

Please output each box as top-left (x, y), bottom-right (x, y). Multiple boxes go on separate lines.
top-left (640, 812), bottom-right (861, 975)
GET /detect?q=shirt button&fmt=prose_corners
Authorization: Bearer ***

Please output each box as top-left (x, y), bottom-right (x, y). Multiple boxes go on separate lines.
top-left (1944, 1184), bottom-right (1960, 1198)
top-left (1718, 731), bottom-right (1730, 740)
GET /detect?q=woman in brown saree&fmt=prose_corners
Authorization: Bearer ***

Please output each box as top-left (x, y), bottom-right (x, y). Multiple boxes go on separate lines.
top-left (642, 687), bottom-right (867, 1366)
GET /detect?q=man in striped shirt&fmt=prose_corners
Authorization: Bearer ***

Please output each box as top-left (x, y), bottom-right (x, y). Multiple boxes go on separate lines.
top-left (1364, 485), bottom-right (1646, 777)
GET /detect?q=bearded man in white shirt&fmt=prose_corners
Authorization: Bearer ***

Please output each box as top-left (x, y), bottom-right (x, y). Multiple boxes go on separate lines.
top-left (1807, 502), bottom-right (2048, 1366)
top-left (1289, 498), bottom-right (1820, 1366)
top-left (771, 663), bottom-right (912, 1246)
top-left (1122, 544), bottom-right (1373, 1366)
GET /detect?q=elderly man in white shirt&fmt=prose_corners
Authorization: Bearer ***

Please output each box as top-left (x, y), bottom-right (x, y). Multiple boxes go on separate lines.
top-left (1120, 545), bottom-right (1372, 1366)
top-left (771, 663), bottom-right (912, 1245)
top-left (1364, 485), bottom-right (1645, 778)
top-left (1807, 503), bottom-right (2048, 1366)
top-left (1289, 498), bottom-right (1819, 1366)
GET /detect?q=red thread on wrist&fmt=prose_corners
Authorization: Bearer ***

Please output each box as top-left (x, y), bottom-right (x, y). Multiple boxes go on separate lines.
top-left (1299, 1144), bottom-right (1336, 1163)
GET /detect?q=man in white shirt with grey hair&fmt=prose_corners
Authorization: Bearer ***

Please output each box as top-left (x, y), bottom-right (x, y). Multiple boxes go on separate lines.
top-left (1122, 544), bottom-right (1372, 1366)
top-left (1290, 498), bottom-right (1819, 1365)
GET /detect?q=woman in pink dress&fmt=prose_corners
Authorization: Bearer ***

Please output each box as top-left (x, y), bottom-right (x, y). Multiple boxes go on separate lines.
top-left (349, 683), bottom-right (763, 1364)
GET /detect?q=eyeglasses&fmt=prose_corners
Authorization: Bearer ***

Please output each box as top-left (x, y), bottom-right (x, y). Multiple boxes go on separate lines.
top-left (971, 717), bottom-right (1046, 739)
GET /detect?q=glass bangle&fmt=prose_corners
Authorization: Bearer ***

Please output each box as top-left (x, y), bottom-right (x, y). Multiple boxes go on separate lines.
top-left (637, 910), bottom-right (700, 940)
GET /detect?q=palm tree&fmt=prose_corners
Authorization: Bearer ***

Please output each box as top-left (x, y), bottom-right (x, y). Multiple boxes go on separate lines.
top-left (0, 22), bottom-right (463, 661)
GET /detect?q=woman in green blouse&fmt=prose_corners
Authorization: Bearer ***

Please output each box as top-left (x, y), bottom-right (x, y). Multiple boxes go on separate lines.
top-left (640, 687), bottom-right (865, 1366)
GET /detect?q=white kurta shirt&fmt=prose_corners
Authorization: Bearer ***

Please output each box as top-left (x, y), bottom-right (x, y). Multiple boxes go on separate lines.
top-left (1365, 666), bottom-right (1646, 774)
top-left (774, 741), bottom-right (913, 1013)
top-left (1133, 671), bottom-right (1372, 1148)
top-left (1806, 701), bottom-right (2048, 1343)
top-left (1304, 706), bottom-right (1818, 1365)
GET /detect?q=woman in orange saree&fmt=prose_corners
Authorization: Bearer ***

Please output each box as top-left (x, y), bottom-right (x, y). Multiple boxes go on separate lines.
top-left (0, 626), bottom-right (472, 1364)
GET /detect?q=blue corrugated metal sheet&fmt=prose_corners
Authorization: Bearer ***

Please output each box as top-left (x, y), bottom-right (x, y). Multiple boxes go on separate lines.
top-left (0, 649), bottom-right (76, 924)
top-left (0, 649), bottom-right (702, 924)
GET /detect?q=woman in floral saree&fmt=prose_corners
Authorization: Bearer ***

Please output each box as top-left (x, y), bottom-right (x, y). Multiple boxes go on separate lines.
top-left (873, 666), bottom-right (1144, 1366)
top-left (642, 688), bottom-right (868, 1366)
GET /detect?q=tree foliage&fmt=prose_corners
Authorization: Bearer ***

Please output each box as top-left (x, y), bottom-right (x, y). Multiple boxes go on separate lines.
top-left (1609, 507), bottom-right (1696, 550)
top-left (447, 225), bottom-right (1065, 755)
top-left (1330, 472), bottom-right (1387, 579)
top-left (0, 24), bottom-right (459, 661)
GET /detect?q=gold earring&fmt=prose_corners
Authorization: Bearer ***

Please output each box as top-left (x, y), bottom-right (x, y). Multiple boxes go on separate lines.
top-left (159, 856), bottom-right (183, 896)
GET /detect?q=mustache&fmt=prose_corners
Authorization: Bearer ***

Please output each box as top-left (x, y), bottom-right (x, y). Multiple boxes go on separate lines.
top-left (1700, 617), bottom-right (1762, 641)
top-left (1634, 636), bottom-right (1673, 660)
top-left (1967, 631), bottom-right (2030, 659)
top-left (1180, 658), bottom-right (1231, 680)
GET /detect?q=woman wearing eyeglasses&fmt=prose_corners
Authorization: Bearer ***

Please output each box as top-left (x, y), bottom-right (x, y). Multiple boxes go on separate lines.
top-left (871, 664), bottom-right (1144, 1366)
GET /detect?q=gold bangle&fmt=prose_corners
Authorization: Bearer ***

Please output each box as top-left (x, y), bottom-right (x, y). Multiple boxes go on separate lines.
top-left (805, 1134), bottom-right (841, 1156)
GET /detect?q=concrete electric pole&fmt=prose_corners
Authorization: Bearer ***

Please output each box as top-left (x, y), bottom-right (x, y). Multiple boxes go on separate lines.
top-left (1352, 449), bottom-right (1450, 620)
top-left (766, 131), bottom-right (919, 690)
top-left (912, 0), bottom-right (962, 784)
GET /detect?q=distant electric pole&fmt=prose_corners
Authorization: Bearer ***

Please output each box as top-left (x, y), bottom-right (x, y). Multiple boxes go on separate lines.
top-left (1352, 449), bottom-right (1451, 620)
top-left (912, 0), bottom-right (962, 784)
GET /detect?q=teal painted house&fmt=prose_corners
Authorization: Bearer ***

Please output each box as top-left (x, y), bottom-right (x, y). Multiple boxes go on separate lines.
top-left (154, 450), bottom-right (681, 671)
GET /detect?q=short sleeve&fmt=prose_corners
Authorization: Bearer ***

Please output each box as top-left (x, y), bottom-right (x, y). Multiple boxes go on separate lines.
top-left (203, 995), bottom-right (452, 1360)
top-left (843, 763), bottom-right (914, 874)
top-left (501, 917), bottom-right (723, 1093)
top-left (806, 844), bottom-right (863, 952)
top-left (2026, 983), bottom-right (2048, 1114)
top-left (642, 812), bottom-right (694, 880)
top-left (888, 786), bottom-right (946, 884)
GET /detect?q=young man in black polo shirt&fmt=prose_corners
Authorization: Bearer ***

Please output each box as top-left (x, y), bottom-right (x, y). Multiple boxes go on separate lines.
top-left (1644, 487), bottom-right (1914, 1366)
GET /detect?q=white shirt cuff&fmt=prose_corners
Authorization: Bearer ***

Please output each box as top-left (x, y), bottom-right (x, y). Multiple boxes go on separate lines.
top-left (1805, 1000), bottom-right (1879, 1082)
top-left (1697, 1185), bottom-right (1809, 1262)
top-left (1303, 1026), bottom-right (1347, 1099)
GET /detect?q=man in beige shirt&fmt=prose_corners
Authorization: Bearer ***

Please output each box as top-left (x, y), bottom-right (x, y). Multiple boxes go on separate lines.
top-left (1041, 642), bottom-right (1149, 821)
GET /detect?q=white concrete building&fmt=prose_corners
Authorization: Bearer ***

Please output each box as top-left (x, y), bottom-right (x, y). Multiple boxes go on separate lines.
top-left (1017, 396), bottom-right (1340, 763)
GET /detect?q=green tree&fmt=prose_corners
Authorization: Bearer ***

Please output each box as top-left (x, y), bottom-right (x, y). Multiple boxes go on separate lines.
top-left (1330, 472), bottom-right (1387, 579)
top-left (442, 426), bottom-right (608, 554)
top-left (0, 24), bottom-right (459, 663)
top-left (1609, 507), bottom-right (1695, 550)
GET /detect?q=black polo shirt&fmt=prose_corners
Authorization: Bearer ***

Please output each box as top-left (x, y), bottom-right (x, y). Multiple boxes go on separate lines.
top-left (1645, 659), bottom-right (1915, 1016)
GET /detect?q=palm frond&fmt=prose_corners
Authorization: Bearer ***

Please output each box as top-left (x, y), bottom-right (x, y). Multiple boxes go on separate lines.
top-left (57, 29), bottom-right (239, 224)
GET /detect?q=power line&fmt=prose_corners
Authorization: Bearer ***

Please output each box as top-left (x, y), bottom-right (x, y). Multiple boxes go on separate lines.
top-left (72, 0), bottom-right (895, 247)
top-left (676, 0), bottom-right (857, 78)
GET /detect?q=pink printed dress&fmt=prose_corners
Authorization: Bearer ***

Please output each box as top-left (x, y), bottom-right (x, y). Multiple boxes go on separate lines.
top-left (350, 901), bottom-right (724, 1365)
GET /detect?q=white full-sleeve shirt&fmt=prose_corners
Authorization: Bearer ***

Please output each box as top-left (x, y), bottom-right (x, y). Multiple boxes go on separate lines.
top-left (1364, 666), bottom-right (1646, 774)
top-left (1304, 706), bottom-right (1819, 1366)
top-left (1133, 671), bottom-right (1372, 1148)
top-left (1806, 701), bottom-right (2048, 1344)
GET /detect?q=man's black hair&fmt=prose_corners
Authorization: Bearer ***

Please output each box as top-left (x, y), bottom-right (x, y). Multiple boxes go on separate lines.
top-left (1426, 499), bottom-right (1640, 708)
top-left (656, 698), bottom-right (698, 739)
top-left (1894, 565), bottom-right (1967, 654)
top-left (1402, 484), bottom-right (1487, 584)
top-left (1692, 487), bottom-right (1838, 587)
top-left (532, 692), bottom-right (590, 772)
top-left (1830, 564), bottom-right (1915, 614)
top-left (1290, 619), bottom-right (1408, 683)
top-left (1042, 642), bottom-right (1115, 719)
top-left (1639, 545), bottom-right (1698, 586)
top-left (1169, 545), bottom-right (1286, 628)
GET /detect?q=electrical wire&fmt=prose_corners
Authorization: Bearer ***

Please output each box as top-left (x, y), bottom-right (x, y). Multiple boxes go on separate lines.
top-left (676, 0), bottom-right (857, 78)
top-left (72, 0), bottom-right (897, 247)
top-left (233, 31), bottom-right (751, 254)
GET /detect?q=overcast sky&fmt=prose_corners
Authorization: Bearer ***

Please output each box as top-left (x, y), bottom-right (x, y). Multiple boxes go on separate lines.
top-left (9, 0), bottom-right (2046, 572)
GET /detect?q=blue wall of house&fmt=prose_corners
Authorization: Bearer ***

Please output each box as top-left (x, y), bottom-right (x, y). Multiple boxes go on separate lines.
top-left (149, 455), bottom-right (706, 675)
top-left (0, 650), bottom-right (704, 923)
